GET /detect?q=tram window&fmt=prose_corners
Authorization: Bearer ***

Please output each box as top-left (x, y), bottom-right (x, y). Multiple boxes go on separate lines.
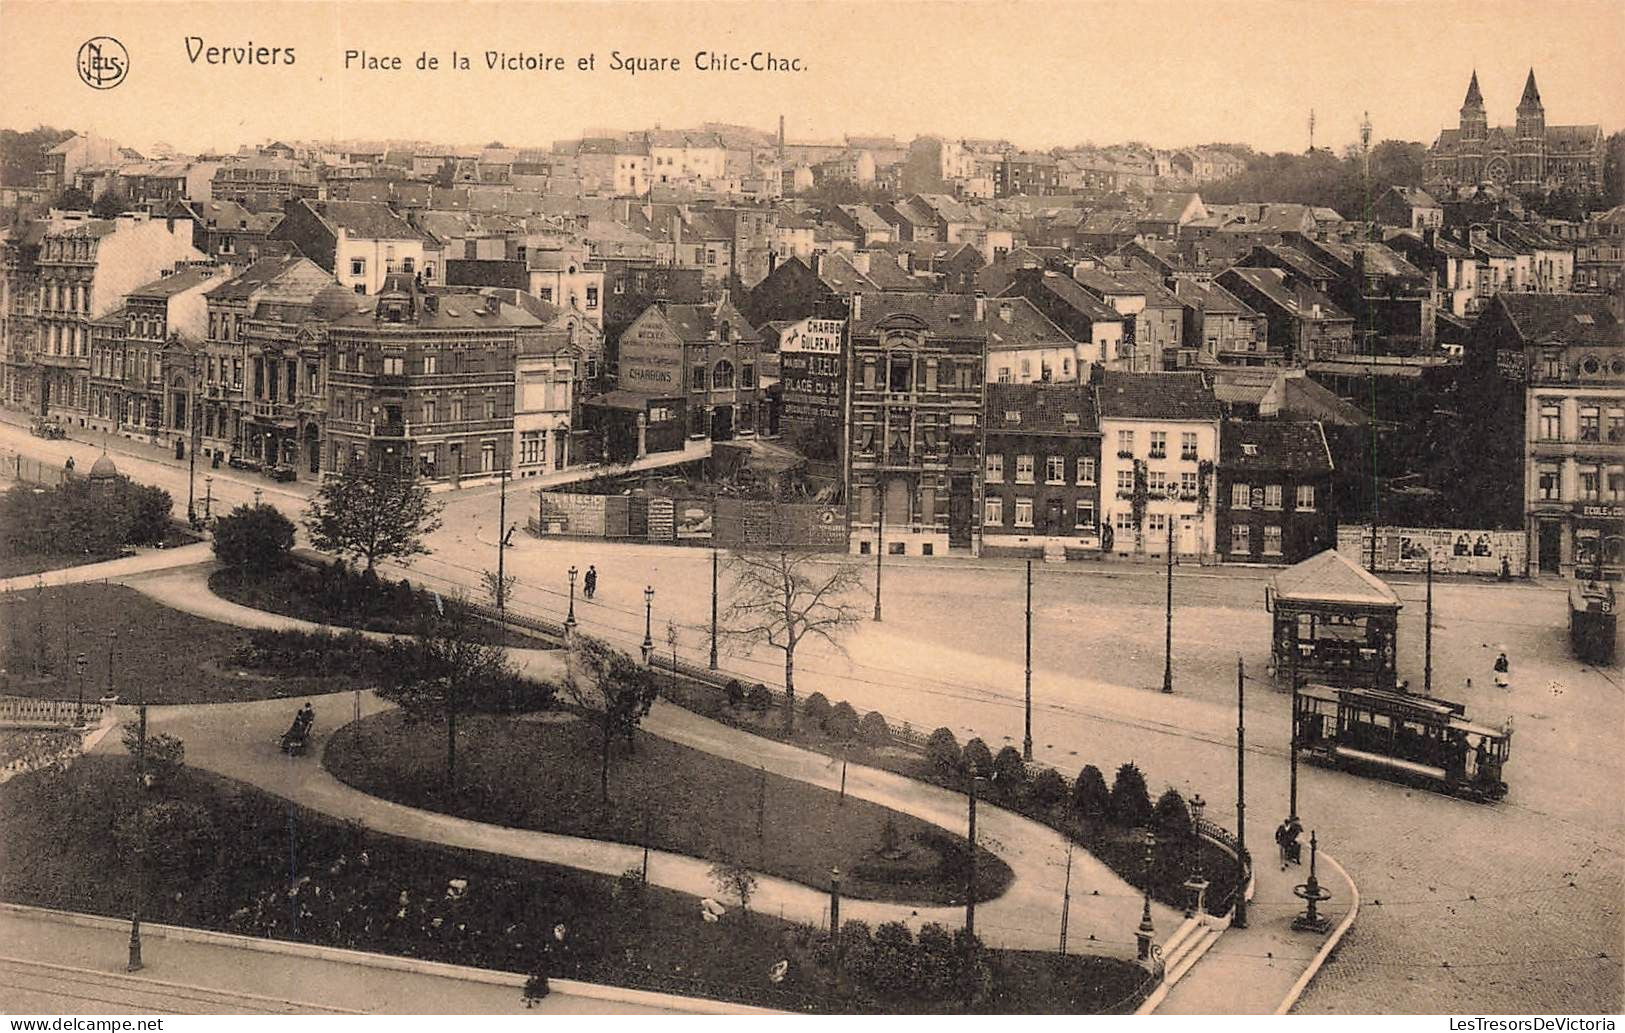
top-left (1369, 713), bottom-right (1391, 729)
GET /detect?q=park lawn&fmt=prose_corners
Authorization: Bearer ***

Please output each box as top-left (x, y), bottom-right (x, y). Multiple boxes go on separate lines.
top-left (661, 674), bottom-right (1242, 917)
top-left (325, 709), bottom-right (1014, 906)
top-left (209, 564), bottom-right (552, 650)
top-left (0, 549), bottom-right (125, 579)
top-left (0, 755), bottom-right (1145, 1014)
top-left (0, 728), bottom-right (79, 767)
top-left (0, 582), bottom-right (368, 704)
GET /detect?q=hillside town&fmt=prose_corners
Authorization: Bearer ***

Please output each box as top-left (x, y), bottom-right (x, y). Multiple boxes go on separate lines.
top-left (1, 64), bottom-right (1622, 1021)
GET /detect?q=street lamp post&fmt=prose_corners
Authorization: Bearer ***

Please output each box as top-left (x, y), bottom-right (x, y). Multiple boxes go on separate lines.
top-left (106, 631), bottom-right (117, 700)
top-left (73, 652), bottom-right (87, 727)
top-left (1136, 830), bottom-right (1158, 967)
top-left (709, 549), bottom-right (719, 670)
top-left (496, 466), bottom-right (509, 614)
top-left (1234, 656), bottom-right (1248, 929)
top-left (829, 865), bottom-right (843, 995)
top-left (964, 774), bottom-right (987, 1008)
top-left (1184, 793), bottom-right (1209, 919)
top-left (1023, 559), bottom-right (1033, 761)
top-left (1289, 644), bottom-right (1300, 823)
top-left (642, 585), bottom-right (655, 665)
top-left (203, 475), bottom-right (213, 522)
top-left (873, 493), bottom-right (884, 622)
top-left (565, 566), bottom-right (578, 634)
top-left (1423, 554), bottom-right (1433, 696)
top-left (1161, 505), bottom-right (1175, 694)
top-left (127, 674), bottom-right (147, 972)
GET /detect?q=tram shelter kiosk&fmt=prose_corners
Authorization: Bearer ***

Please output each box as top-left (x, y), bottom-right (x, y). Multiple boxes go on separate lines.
top-left (1267, 549), bottom-right (1402, 692)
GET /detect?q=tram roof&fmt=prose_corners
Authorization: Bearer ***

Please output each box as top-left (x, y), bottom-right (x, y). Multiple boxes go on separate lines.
top-left (1271, 549), bottom-right (1402, 610)
top-left (1301, 683), bottom-right (1507, 740)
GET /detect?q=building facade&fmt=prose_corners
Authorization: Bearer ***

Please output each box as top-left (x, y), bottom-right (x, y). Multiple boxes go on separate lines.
top-left (980, 381), bottom-right (1102, 559)
top-left (1097, 371), bottom-right (1221, 559)
top-left (1424, 70), bottom-right (1604, 196)
top-left (1214, 420), bottom-right (1337, 564)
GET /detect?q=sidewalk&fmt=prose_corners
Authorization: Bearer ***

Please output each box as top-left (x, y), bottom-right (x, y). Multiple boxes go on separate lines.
top-left (0, 542), bottom-right (215, 594)
top-left (1153, 835), bottom-right (1357, 1014)
top-left (0, 904), bottom-right (754, 1014)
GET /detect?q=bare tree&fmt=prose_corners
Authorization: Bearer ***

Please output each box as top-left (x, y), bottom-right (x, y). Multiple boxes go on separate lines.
top-left (720, 541), bottom-right (866, 729)
top-left (708, 853), bottom-right (758, 920)
top-left (559, 634), bottom-right (661, 804)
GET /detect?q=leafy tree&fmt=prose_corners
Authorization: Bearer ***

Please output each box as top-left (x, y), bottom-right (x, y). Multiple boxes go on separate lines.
top-left (480, 568), bottom-right (517, 610)
top-left (378, 601), bottom-right (517, 790)
top-left (961, 737), bottom-right (994, 779)
top-left (212, 503), bottom-right (295, 572)
top-left (803, 691), bottom-right (832, 726)
top-left (725, 678), bottom-right (745, 708)
top-left (720, 538), bottom-right (866, 729)
top-left (121, 724), bottom-right (185, 788)
top-left (992, 745), bottom-right (1028, 795)
top-left (559, 634), bottom-right (660, 803)
top-left (708, 852), bottom-right (757, 919)
top-left (1153, 788), bottom-right (1193, 844)
top-left (926, 727), bottom-right (961, 773)
top-left (1030, 767), bottom-right (1067, 809)
top-left (51, 186), bottom-right (93, 211)
top-left (1, 126), bottom-right (74, 188)
top-left (914, 922), bottom-right (958, 999)
top-left (91, 190), bottom-right (130, 219)
top-left (303, 463), bottom-right (443, 573)
top-left (747, 683), bottom-right (774, 712)
top-left (1072, 764), bottom-right (1110, 822)
top-left (868, 920), bottom-right (916, 993)
top-left (1109, 761), bottom-right (1153, 827)
top-left (857, 710), bottom-right (890, 746)
top-left (826, 700), bottom-right (858, 739)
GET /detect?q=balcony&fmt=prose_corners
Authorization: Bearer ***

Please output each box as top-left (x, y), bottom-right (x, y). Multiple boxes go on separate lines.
top-left (371, 420), bottom-right (407, 439)
top-left (250, 400), bottom-right (296, 426)
top-left (34, 352), bottom-right (89, 369)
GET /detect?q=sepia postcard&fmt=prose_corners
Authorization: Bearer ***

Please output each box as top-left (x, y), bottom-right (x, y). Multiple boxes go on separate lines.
top-left (0, 0), bottom-right (1621, 1024)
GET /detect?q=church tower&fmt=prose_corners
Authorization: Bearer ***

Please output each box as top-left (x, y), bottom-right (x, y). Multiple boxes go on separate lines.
top-left (1458, 70), bottom-right (1488, 140)
top-left (1514, 68), bottom-right (1546, 189)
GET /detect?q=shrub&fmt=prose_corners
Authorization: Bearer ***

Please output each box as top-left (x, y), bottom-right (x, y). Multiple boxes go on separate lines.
top-left (121, 725), bottom-right (185, 787)
top-left (826, 701), bottom-right (859, 739)
top-left (1154, 788), bottom-right (1194, 843)
top-left (1072, 764), bottom-right (1110, 822)
top-left (961, 737), bottom-right (994, 778)
top-left (746, 683), bottom-right (774, 712)
top-left (725, 679), bottom-right (745, 708)
top-left (858, 710), bottom-right (890, 746)
top-left (914, 922), bottom-right (958, 999)
top-left (993, 745), bottom-right (1028, 794)
top-left (1110, 761), bottom-right (1153, 827)
top-left (869, 920), bottom-right (917, 993)
top-left (115, 799), bottom-right (218, 877)
top-left (212, 504), bottom-right (295, 573)
top-left (838, 918), bottom-right (875, 979)
top-left (1030, 767), bottom-right (1067, 809)
top-left (122, 482), bottom-right (174, 545)
top-left (926, 727), bottom-right (961, 773)
top-left (803, 691), bottom-right (832, 726)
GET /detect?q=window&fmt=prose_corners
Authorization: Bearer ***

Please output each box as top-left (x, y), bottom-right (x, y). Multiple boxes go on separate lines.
top-left (691, 366), bottom-right (706, 391)
top-left (1537, 463), bottom-right (1560, 501)
top-left (449, 398), bottom-right (464, 421)
top-left (1607, 465), bottom-right (1625, 501)
top-left (1264, 484), bottom-right (1282, 510)
top-left (1046, 456), bottom-right (1066, 483)
top-left (1148, 512), bottom-right (1166, 536)
top-left (1232, 482), bottom-right (1250, 509)
top-left (520, 431), bottom-right (543, 465)
top-left (1538, 401), bottom-right (1561, 440)
top-left (985, 454), bottom-right (1004, 483)
top-left (1075, 500), bottom-right (1095, 528)
top-left (1015, 455), bottom-right (1035, 484)
top-left (424, 354), bottom-right (438, 374)
top-left (1117, 469), bottom-right (1134, 494)
top-left (984, 497), bottom-right (1004, 526)
top-left (1150, 470), bottom-right (1170, 493)
top-left (888, 355), bottom-right (911, 392)
top-left (861, 358), bottom-right (876, 390)
top-left (382, 356), bottom-right (404, 375)
top-left (485, 398), bottom-right (496, 420)
top-left (741, 363), bottom-right (756, 389)
top-left (690, 406), bottom-right (707, 437)
top-left (712, 361), bottom-right (734, 389)
top-left (1231, 524), bottom-right (1251, 555)
top-left (1116, 429), bottom-right (1134, 455)
top-left (1579, 406), bottom-right (1600, 442)
top-left (402, 257), bottom-right (414, 274)
top-left (422, 399), bottom-right (436, 424)
top-left (1014, 498), bottom-right (1034, 527)
top-left (1077, 457), bottom-right (1096, 485)
top-left (586, 286), bottom-right (598, 310)
top-left (1296, 484), bottom-right (1316, 510)
top-left (350, 258), bottom-right (365, 277)
top-left (1579, 465), bottom-right (1601, 501)
top-left (1150, 431), bottom-right (1167, 458)
top-left (1181, 432), bottom-right (1198, 460)
top-left (997, 366), bottom-right (1012, 384)
top-left (1263, 526), bottom-right (1283, 555)
top-left (1114, 511), bottom-right (1135, 535)
top-left (1181, 470), bottom-right (1198, 496)
top-left (1606, 408), bottom-right (1625, 443)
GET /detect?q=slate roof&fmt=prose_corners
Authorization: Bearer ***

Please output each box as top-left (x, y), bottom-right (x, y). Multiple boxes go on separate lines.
top-left (1281, 375), bottom-right (1372, 427)
top-left (330, 289), bottom-right (546, 329)
top-left (1097, 370), bottom-right (1220, 421)
top-left (1172, 278), bottom-right (1257, 317)
top-left (1144, 192), bottom-right (1200, 223)
top-left (654, 300), bottom-right (762, 344)
top-left (984, 382), bottom-right (1100, 436)
top-left (1220, 419), bottom-right (1334, 474)
top-left (817, 253), bottom-right (880, 294)
top-left (308, 200), bottom-right (425, 241)
top-left (1223, 268), bottom-right (1351, 322)
top-left (1013, 270), bottom-right (1124, 324)
top-left (1386, 185), bottom-right (1441, 209)
top-left (850, 292), bottom-right (989, 337)
top-left (206, 256), bottom-right (316, 301)
top-left (984, 297), bottom-right (1077, 352)
top-left (129, 266), bottom-right (222, 299)
top-left (840, 204), bottom-right (892, 232)
top-left (1271, 549), bottom-right (1401, 609)
top-left (1493, 294), bottom-right (1623, 349)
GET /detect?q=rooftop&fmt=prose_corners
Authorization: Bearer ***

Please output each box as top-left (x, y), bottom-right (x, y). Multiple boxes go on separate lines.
top-left (1098, 370), bottom-right (1221, 421)
top-left (1272, 549), bottom-right (1402, 610)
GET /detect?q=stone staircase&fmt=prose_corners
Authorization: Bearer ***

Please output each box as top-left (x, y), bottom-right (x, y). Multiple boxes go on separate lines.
top-left (1042, 539), bottom-right (1068, 564)
top-left (1133, 913), bottom-right (1226, 1014)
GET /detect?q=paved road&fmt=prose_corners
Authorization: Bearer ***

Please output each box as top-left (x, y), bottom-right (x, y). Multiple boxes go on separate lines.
top-left (4, 416), bottom-right (1621, 1013)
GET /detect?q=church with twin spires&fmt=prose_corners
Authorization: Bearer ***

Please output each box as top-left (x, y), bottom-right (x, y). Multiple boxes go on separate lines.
top-left (1423, 69), bottom-right (1604, 196)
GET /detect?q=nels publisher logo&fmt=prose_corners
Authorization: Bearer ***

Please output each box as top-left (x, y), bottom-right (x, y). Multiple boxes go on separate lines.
top-left (77, 36), bottom-right (129, 89)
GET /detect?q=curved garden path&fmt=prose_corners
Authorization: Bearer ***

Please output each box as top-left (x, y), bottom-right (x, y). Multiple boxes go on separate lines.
top-left (92, 561), bottom-right (1178, 955)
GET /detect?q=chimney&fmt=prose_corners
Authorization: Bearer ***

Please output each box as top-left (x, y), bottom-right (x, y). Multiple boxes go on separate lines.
top-left (973, 290), bottom-right (986, 321)
top-left (851, 291), bottom-right (862, 321)
top-left (851, 252), bottom-right (871, 275)
top-left (999, 300), bottom-right (1013, 323)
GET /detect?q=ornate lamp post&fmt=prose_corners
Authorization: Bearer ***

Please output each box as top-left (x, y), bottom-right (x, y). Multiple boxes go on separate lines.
top-left (127, 674), bottom-right (149, 972)
top-left (73, 652), bottom-right (88, 727)
top-left (709, 549), bottom-right (719, 670)
top-left (203, 475), bottom-right (213, 522)
top-left (105, 630), bottom-right (117, 701)
top-left (829, 865), bottom-right (843, 994)
top-left (1183, 793), bottom-right (1209, 919)
top-left (496, 466), bottom-right (509, 614)
top-left (873, 492), bottom-right (884, 622)
top-left (1234, 657), bottom-right (1248, 929)
top-left (565, 566), bottom-right (578, 634)
top-left (963, 773), bottom-right (989, 1008)
top-left (641, 585), bottom-right (655, 665)
top-left (1136, 829), bottom-right (1158, 968)
top-left (1291, 830), bottom-right (1333, 933)
top-left (1023, 559), bottom-right (1033, 760)
top-left (1161, 489), bottom-right (1179, 693)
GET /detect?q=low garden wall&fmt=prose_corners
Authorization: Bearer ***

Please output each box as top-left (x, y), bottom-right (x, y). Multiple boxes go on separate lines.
top-left (0, 695), bottom-right (105, 729)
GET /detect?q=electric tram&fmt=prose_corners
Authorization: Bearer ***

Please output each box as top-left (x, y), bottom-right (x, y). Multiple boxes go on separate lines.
top-left (1292, 683), bottom-right (1512, 801)
top-left (1569, 580), bottom-right (1617, 666)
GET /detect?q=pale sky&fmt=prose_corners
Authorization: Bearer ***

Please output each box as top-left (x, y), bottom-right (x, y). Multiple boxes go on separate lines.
top-left (2, 0), bottom-right (1622, 156)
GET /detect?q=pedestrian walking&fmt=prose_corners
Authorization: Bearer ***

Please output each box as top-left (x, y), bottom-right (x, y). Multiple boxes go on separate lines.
top-left (583, 565), bottom-right (597, 600)
top-left (1493, 648), bottom-right (1510, 689)
top-left (1275, 820), bottom-right (1291, 870)
top-left (1285, 818), bottom-right (1303, 866)
top-left (64, 455), bottom-right (75, 472)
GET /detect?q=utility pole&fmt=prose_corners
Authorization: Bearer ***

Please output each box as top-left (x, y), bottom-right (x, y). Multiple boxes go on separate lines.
top-left (873, 494), bottom-right (884, 622)
top-left (1023, 559), bottom-right (1033, 760)
top-left (709, 549), bottom-right (719, 670)
top-left (1058, 846), bottom-right (1073, 954)
top-left (1423, 554), bottom-right (1433, 696)
top-left (127, 673), bottom-right (146, 972)
top-left (1161, 512), bottom-right (1175, 693)
top-left (1234, 656), bottom-right (1248, 929)
top-left (964, 774), bottom-right (983, 1009)
top-left (496, 466), bottom-right (508, 614)
top-left (1288, 645), bottom-right (1300, 823)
